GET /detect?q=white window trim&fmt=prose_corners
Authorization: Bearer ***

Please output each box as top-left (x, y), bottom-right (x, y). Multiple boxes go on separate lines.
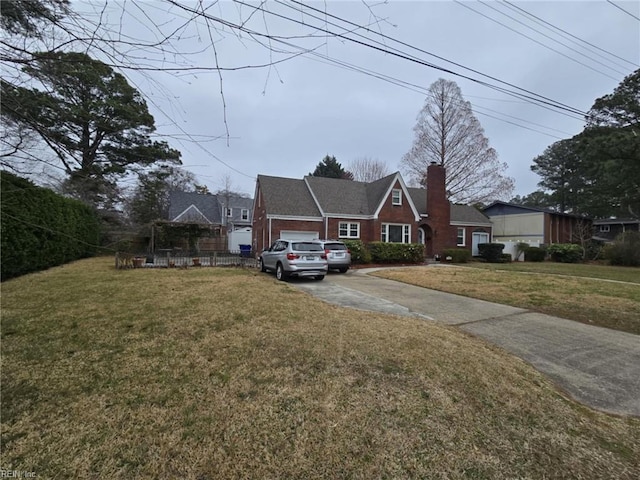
top-left (338, 222), bottom-right (360, 239)
top-left (457, 228), bottom-right (466, 247)
top-left (241, 208), bottom-right (249, 221)
top-left (226, 207), bottom-right (232, 217)
top-left (599, 225), bottom-right (610, 233)
top-left (381, 223), bottom-right (411, 243)
top-left (392, 189), bottom-right (402, 205)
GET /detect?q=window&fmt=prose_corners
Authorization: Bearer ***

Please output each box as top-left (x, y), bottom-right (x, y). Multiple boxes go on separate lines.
top-left (339, 222), bottom-right (360, 238)
top-left (599, 225), bottom-right (610, 233)
top-left (381, 224), bottom-right (410, 243)
top-left (457, 228), bottom-right (466, 246)
top-left (241, 209), bottom-right (249, 221)
top-left (226, 207), bottom-right (232, 217)
top-left (392, 189), bottom-right (402, 205)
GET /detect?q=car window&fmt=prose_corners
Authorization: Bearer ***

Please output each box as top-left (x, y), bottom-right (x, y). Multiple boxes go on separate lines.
top-left (292, 242), bottom-right (323, 252)
top-left (324, 243), bottom-right (347, 250)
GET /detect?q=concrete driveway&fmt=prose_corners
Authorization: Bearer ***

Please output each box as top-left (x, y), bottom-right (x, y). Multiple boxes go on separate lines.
top-left (291, 267), bottom-right (640, 417)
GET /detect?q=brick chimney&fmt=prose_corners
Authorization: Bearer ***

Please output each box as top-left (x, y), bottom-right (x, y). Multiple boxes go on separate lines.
top-left (426, 162), bottom-right (454, 256)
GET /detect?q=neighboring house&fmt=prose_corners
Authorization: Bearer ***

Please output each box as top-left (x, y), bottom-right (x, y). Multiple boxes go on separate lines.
top-left (252, 163), bottom-right (492, 257)
top-left (219, 193), bottom-right (254, 230)
top-left (592, 218), bottom-right (640, 242)
top-left (483, 201), bottom-right (591, 245)
top-left (168, 191), bottom-right (223, 225)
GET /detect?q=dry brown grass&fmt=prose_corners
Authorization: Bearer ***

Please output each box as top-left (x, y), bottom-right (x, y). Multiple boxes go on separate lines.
top-left (373, 265), bottom-right (640, 335)
top-left (2, 257), bottom-right (639, 479)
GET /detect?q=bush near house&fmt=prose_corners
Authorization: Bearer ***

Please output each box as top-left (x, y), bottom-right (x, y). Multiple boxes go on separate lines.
top-left (342, 239), bottom-right (371, 264)
top-left (442, 248), bottom-right (471, 263)
top-left (368, 242), bottom-right (424, 264)
top-left (1, 171), bottom-right (100, 280)
top-left (547, 243), bottom-right (583, 263)
top-left (477, 243), bottom-right (505, 263)
top-left (524, 246), bottom-right (546, 262)
top-left (604, 231), bottom-right (640, 267)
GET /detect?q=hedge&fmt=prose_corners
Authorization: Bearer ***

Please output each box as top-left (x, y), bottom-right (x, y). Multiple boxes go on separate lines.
top-left (442, 248), bottom-right (471, 263)
top-left (524, 246), bottom-right (546, 262)
top-left (367, 242), bottom-right (424, 264)
top-left (342, 239), bottom-right (371, 264)
top-left (546, 243), bottom-right (583, 263)
top-left (477, 243), bottom-right (505, 263)
top-left (1, 171), bottom-right (100, 280)
top-left (604, 231), bottom-right (640, 266)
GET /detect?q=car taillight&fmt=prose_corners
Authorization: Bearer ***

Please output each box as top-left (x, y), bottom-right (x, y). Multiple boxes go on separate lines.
top-left (325, 248), bottom-right (330, 254)
top-left (347, 249), bottom-right (351, 254)
top-left (286, 253), bottom-right (299, 260)
top-left (321, 253), bottom-right (327, 259)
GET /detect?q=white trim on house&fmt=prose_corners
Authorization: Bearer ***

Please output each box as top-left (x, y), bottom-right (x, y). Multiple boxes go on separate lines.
top-left (450, 221), bottom-right (492, 227)
top-left (173, 204), bottom-right (213, 224)
top-left (373, 173), bottom-right (421, 222)
top-left (304, 177), bottom-right (325, 216)
top-left (266, 214), bottom-right (324, 222)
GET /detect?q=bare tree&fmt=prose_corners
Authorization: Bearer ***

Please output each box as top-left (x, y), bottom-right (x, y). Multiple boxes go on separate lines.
top-left (401, 78), bottom-right (514, 204)
top-left (347, 157), bottom-right (389, 182)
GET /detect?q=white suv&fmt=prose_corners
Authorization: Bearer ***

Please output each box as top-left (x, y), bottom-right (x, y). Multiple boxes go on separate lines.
top-left (260, 240), bottom-right (328, 281)
top-left (317, 240), bottom-right (351, 273)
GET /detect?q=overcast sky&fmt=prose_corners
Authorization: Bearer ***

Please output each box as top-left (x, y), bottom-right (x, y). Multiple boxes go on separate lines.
top-left (78, 0), bottom-right (639, 198)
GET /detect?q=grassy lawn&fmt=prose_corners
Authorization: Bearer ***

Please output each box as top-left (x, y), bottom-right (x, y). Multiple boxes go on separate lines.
top-left (373, 264), bottom-right (640, 335)
top-left (465, 261), bottom-right (640, 284)
top-left (2, 257), bottom-right (639, 479)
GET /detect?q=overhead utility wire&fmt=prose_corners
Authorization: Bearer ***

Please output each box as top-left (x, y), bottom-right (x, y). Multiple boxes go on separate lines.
top-left (606, 0), bottom-right (640, 22)
top-left (503, 0), bottom-right (638, 68)
top-left (164, 0), bottom-right (585, 117)
top-left (483, 0), bottom-right (631, 76)
top-left (295, 44), bottom-right (570, 138)
top-left (253, 0), bottom-right (587, 116)
top-left (457, 0), bottom-right (622, 81)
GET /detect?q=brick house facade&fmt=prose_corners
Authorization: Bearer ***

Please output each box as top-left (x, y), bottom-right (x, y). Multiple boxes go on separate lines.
top-left (252, 164), bottom-right (492, 258)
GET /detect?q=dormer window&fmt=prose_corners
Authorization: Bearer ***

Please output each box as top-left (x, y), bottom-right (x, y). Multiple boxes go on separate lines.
top-left (392, 189), bottom-right (402, 205)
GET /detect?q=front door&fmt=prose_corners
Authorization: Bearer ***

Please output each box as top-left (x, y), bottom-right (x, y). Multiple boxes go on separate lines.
top-left (472, 232), bottom-right (490, 256)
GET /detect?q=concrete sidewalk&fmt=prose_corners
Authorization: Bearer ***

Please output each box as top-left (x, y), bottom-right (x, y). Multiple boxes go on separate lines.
top-left (291, 268), bottom-right (640, 417)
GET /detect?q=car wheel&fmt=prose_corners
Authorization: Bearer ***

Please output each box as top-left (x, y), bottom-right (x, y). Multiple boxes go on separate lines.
top-left (315, 275), bottom-right (325, 281)
top-left (338, 267), bottom-right (348, 273)
top-left (260, 258), bottom-right (267, 272)
top-left (275, 263), bottom-right (287, 281)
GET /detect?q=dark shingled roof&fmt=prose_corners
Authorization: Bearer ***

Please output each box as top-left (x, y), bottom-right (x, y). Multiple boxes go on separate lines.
top-left (168, 191), bottom-right (222, 223)
top-left (258, 175), bottom-right (321, 217)
top-left (304, 176), bottom-right (373, 215)
top-left (450, 204), bottom-right (492, 224)
top-left (407, 187), bottom-right (491, 224)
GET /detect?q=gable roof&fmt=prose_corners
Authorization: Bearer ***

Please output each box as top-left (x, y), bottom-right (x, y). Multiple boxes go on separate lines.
top-left (257, 175), bottom-right (322, 217)
top-left (168, 191), bottom-right (222, 224)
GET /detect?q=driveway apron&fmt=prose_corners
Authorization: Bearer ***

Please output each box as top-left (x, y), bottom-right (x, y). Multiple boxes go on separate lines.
top-left (291, 268), bottom-right (640, 417)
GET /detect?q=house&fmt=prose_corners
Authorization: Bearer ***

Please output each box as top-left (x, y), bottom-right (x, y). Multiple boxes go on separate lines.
top-left (482, 201), bottom-right (592, 246)
top-left (252, 163), bottom-right (492, 257)
top-left (165, 191), bottom-right (255, 251)
top-left (592, 218), bottom-right (640, 242)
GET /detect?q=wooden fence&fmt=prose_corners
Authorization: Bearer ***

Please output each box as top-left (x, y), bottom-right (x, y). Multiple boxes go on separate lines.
top-left (115, 251), bottom-right (258, 270)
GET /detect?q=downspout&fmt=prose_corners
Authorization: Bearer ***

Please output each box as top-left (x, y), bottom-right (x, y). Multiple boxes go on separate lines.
top-left (268, 217), bottom-right (272, 246)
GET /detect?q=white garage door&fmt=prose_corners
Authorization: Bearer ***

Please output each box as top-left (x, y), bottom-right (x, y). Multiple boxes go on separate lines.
top-left (280, 230), bottom-right (319, 241)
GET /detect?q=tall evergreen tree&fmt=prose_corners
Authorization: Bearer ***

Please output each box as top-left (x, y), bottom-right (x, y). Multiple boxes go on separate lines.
top-left (1, 51), bottom-right (181, 208)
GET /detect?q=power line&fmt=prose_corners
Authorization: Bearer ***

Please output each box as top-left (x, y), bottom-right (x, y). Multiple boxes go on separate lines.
top-left (503, 0), bottom-right (638, 69)
top-left (606, 0), bottom-right (640, 22)
top-left (231, 0), bottom-right (588, 116)
top-left (456, 0), bottom-right (623, 81)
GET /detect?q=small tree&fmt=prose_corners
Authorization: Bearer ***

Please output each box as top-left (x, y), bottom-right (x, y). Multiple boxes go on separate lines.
top-left (310, 155), bottom-right (353, 179)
